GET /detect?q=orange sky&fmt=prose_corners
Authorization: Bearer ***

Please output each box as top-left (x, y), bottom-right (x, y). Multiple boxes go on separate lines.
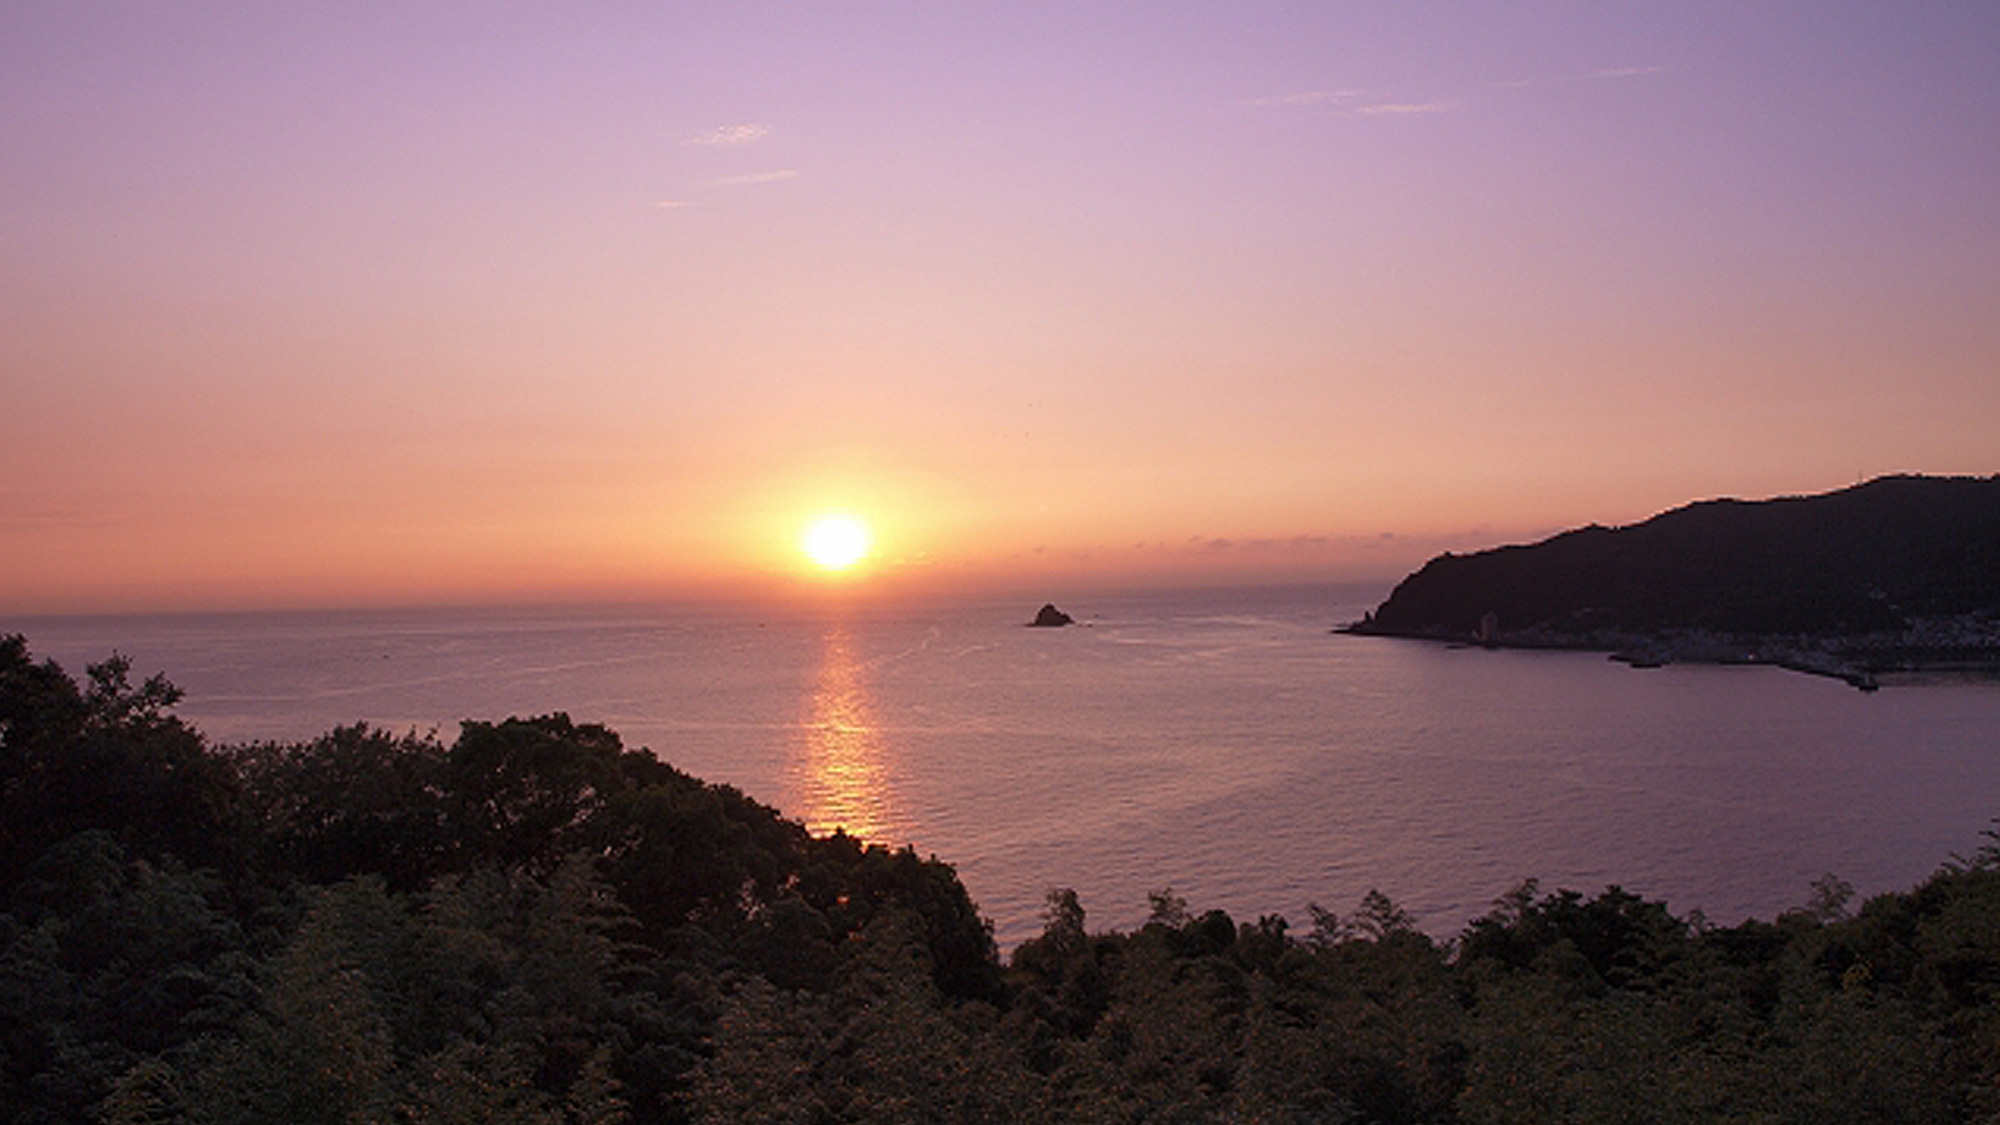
top-left (4, 4), bottom-right (1997, 613)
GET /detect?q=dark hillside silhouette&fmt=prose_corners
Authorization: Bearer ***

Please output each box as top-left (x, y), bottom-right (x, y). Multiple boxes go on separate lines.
top-left (1351, 475), bottom-right (2000, 676)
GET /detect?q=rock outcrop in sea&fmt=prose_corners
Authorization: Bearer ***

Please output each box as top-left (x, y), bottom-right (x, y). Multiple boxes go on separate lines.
top-left (1030, 603), bottom-right (1075, 627)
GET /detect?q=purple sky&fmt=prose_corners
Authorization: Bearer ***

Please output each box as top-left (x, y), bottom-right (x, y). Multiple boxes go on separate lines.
top-left (4, 3), bottom-right (1997, 610)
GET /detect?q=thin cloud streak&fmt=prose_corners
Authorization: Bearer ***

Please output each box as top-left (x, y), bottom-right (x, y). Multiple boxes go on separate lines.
top-left (1493, 65), bottom-right (1670, 89)
top-left (685, 123), bottom-right (771, 146)
top-left (703, 170), bottom-right (799, 186)
top-left (1239, 90), bottom-right (1450, 118)
top-left (1238, 90), bottom-right (1365, 108)
top-left (1351, 102), bottom-right (1450, 117)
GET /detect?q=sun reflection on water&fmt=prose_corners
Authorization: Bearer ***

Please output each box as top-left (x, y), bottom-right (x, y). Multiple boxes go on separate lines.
top-left (791, 626), bottom-right (900, 842)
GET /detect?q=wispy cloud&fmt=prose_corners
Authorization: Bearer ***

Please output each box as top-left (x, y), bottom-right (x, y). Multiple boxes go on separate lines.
top-left (1240, 89), bottom-right (1450, 118)
top-left (1493, 65), bottom-right (1670, 89)
top-left (1238, 89), bottom-right (1366, 108)
top-left (656, 199), bottom-right (695, 209)
top-left (685, 123), bottom-right (771, 146)
top-left (1245, 64), bottom-right (1661, 122)
top-left (1590, 65), bottom-right (1669, 80)
top-left (1352, 101), bottom-right (1450, 117)
top-left (703, 169), bottom-right (798, 186)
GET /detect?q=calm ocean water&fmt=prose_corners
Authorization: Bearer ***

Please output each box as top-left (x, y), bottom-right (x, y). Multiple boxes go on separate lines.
top-left (14, 584), bottom-right (2000, 947)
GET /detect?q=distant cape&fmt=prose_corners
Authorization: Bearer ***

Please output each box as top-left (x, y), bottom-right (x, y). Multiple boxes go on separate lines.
top-left (1347, 475), bottom-right (2000, 681)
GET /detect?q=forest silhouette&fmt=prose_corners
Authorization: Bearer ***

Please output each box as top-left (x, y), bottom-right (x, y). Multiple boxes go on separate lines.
top-left (3, 632), bottom-right (1995, 1123)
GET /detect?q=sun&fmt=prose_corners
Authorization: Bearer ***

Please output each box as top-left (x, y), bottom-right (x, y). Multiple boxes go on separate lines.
top-left (801, 513), bottom-right (871, 571)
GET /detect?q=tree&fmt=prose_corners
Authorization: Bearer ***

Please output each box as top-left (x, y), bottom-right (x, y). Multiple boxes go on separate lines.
top-left (185, 883), bottom-right (396, 1125)
top-left (446, 715), bottom-right (627, 874)
top-left (234, 724), bottom-right (449, 889)
top-left (0, 833), bottom-right (250, 1124)
top-left (0, 639), bottom-right (239, 889)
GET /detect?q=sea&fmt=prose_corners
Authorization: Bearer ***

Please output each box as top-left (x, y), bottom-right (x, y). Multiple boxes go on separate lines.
top-left (13, 583), bottom-right (2000, 948)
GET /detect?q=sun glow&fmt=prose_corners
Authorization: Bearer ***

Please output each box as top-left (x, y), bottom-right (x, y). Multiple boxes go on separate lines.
top-left (802, 514), bottom-right (871, 571)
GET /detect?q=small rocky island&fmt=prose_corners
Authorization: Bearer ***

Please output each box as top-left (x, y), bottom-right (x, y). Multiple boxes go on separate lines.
top-left (1345, 474), bottom-right (2000, 689)
top-left (1030, 603), bottom-right (1076, 627)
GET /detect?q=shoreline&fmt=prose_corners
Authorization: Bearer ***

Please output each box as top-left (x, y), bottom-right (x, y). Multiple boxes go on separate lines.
top-left (1340, 621), bottom-right (2000, 691)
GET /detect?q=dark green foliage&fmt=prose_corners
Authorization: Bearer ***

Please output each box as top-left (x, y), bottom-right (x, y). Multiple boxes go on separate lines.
top-left (0, 833), bottom-right (251, 1125)
top-left (0, 639), bottom-right (241, 894)
top-left (0, 637), bottom-right (1006, 1122)
top-left (5, 632), bottom-right (2000, 1122)
top-left (446, 715), bottom-right (627, 873)
top-left (1010, 890), bottom-right (1113, 1042)
top-left (1459, 880), bottom-right (1691, 991)
top-left (802, 835), bottom-right (1000, 1003)
top-left (234, 724), bottom-right (450, 890)
top-left (693, 910), bottom-right (1034, 1124)
top-left (599, 762), bottom-right (801, 934)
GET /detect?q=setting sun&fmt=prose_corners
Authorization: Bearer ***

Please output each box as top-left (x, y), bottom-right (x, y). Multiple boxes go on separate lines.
top-left (802, 514), bottom-right (871, 572)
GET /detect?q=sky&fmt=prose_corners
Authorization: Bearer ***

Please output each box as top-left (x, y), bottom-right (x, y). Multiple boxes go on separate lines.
top-left (4, 2), bottom-right (1997, 612)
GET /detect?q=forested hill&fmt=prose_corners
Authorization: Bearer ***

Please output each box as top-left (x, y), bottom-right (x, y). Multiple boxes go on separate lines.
top-left (1352, 474), bottom-right (2000, 650)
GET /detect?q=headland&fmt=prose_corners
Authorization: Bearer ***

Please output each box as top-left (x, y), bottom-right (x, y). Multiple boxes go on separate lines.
top-left (1345, 475), bottom-right (2000, 688)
